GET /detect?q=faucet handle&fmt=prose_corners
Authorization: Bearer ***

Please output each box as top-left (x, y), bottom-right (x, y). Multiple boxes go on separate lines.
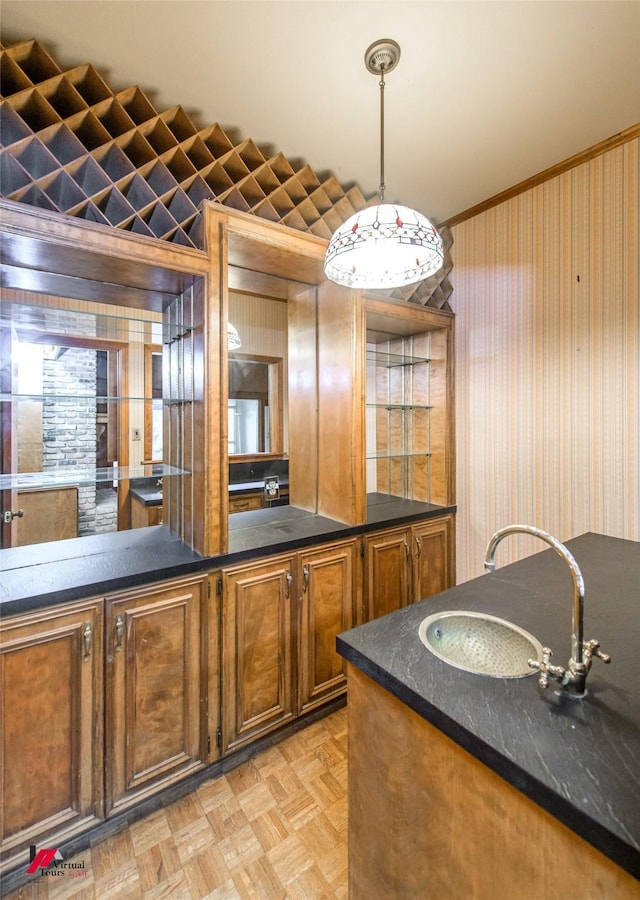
top-left (528, 647), bottom-right (567, 689)
top-left (583, 639), bottom-right (611, 665)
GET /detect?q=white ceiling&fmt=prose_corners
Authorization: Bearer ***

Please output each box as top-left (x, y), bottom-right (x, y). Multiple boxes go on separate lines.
top-left (2, 1), bottom-right (639, 224)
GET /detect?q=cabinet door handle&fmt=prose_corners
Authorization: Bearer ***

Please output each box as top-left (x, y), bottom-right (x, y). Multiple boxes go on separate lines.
top-left (415, 535), bottom-right (422, 558)
top-left (302, 564), bottom-right (310, 592)
top-left (285, 570), bottom-right (293, 598)
top-left (404, 541), bottom-right (410, 562)
top-left (82, 622), bottom-right (92, 661)
top-left (115, 613), bottom-right (124, 651)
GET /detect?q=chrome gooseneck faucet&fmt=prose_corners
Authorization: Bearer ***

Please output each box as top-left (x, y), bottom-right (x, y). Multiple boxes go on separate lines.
top-left (484, 525), bottom-right (611, 695)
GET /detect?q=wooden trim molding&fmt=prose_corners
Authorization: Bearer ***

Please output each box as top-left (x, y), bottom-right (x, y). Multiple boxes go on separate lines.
top-left (440, 123), bottom-right (640, 228)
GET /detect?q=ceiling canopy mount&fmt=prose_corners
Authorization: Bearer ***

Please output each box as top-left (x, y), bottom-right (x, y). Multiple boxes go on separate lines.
top-left (364, 39), bottom-right (401, 76)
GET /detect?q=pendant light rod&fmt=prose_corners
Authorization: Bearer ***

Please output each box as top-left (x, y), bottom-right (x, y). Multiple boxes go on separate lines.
top-left (364, 39), bottom-right (401, 203)
top-left (378, 66), bottom-right (385, 202)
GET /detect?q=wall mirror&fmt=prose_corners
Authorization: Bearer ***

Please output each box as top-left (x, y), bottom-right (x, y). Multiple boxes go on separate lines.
top-left (1, 297), bottom-right (164, 548)
top-left (227, 291), bottom-right (288, 460)
top-left (11, 334), bottom-right (126, 546)
top-left (228, 354), bottom-right (283, 456)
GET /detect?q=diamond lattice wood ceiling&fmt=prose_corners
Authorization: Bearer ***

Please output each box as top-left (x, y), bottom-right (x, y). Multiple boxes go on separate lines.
top-left (0, 38), bottom-right (453, 310)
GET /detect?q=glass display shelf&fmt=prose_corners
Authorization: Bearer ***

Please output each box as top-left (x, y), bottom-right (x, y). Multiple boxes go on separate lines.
top-left (0, 299), bottom-right (181, 344)
top-left (366, 403), bottom-right (432, 410)
top-left (366, 450), bottom-right (432, 460)
top-left (0, 393), bottom-right (193, 404)
top-left (366, 349), bottom-right (430, 367)
top-left (0, 463), bottom-right (189, 492)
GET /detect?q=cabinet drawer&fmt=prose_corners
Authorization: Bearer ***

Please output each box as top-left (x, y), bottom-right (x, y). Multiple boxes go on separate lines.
top-left (229, 493), bottom-right (264, 513)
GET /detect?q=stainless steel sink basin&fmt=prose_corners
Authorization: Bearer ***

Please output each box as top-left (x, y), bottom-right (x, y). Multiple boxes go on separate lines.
top-left (418, 610), bottom-right (543, 678)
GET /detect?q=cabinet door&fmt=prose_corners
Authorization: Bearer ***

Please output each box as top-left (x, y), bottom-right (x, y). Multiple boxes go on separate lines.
top-left (298, 539), bottom-right (357, 714)
top-left (105, 576), bottom-right (206, 814)
top-left (221, 554), bottom-right (295, 753)
top-left (207, 572), bottom-right (221, 764)
top-left (0, 600), bottom-right (103, 868)
top-left (364, 527), bottom-right (412, 622)
top-left (412, 515), bottom-right (455, 602)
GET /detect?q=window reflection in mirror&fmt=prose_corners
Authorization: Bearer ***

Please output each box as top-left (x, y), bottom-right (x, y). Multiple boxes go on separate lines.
top-left (144, 344), bottom-right (163, 462)
top-left (228, 355), bottom-right (282, 456)
top-left (227, 291), bottom-right (288, 459)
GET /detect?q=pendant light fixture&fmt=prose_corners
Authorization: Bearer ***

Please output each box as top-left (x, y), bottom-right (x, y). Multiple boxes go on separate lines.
top-left (324, 39), bottom-right (444, 290)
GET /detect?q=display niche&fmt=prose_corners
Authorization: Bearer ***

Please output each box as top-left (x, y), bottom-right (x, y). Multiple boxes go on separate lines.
top-left (0, 199), bottom-right (209, 552)
top-left (227, 290), bottom-right (290, 513)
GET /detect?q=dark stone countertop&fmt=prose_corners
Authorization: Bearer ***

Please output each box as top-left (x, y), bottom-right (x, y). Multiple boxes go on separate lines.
top-left (225, 495), bottom-right (450, 553)
top-left (227, 504), bottom-right (351, 552)
top-left (337, 532), bottom-right (640, 879)
top-left (0, 496), bottom-right (454, 617)
top-left (0, 527), bottom-right (203, 614)
top-left (129, 483), bottom-right (163, 506)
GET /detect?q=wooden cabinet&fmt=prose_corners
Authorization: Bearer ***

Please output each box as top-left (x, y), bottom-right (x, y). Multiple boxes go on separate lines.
top-left (412, 515), bottom-right (455, 602)
top-left (346, 663), bottom-right (639, 900)
top-left (221, 553), bottom-right (296, 754)
top-left (1, 202), bottom-right (454, 563)
top-left (221, 538), bottom-right (358, 752)
top-left (364, 526), bottom-right (413, 621)
top-left (104, 575), bottom-right (207, 814)
top-left (228, 493), bottom-right (265, 514)
top-left (297, 539), bottom-right (357, 714)
top-left (228, 487), bottom-right (290, 514)
top-left (0, 201), bottom-right (455, 879)
top-left (131, 496), bottom-right (163, 528)
top-left (0, 572), bottom-right (215, 872)
top-left (0, 599), bottom-right (103, 869)
top-left (206, 205), bottom-right (366, 544)
top-left (0, 515), bottom-right (448, 875)
top-left (364, 514), bottom-right (455, 622)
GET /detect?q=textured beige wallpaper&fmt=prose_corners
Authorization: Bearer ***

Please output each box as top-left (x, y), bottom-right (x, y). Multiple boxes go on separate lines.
top-left (451, 138), bottom-right (639, 583)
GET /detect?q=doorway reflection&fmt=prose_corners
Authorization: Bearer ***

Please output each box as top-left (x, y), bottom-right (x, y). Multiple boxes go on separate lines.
top-left (15, 339), bottom-right (120, 544)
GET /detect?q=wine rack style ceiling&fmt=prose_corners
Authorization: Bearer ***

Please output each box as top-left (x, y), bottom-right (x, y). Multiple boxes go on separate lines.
top-left (0, 38), bottom-right (452, 309)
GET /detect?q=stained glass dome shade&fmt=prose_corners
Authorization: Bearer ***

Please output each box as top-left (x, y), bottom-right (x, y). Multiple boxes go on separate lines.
top-left (323, 203), bottom-right (444, 290)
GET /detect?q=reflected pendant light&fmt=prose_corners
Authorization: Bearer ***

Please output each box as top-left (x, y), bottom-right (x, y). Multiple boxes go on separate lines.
top-left (324, 39), bottom-right (444, 290)
top-left (227, 322), bottom-right (241, 350)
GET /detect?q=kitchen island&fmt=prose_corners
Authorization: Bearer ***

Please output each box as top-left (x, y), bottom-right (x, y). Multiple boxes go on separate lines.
top-left (337, 532), bottom-right (639, 898)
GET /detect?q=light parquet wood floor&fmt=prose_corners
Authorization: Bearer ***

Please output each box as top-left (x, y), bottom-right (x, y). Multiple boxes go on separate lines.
top-left (3, 709), bottom-right (348, 900)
